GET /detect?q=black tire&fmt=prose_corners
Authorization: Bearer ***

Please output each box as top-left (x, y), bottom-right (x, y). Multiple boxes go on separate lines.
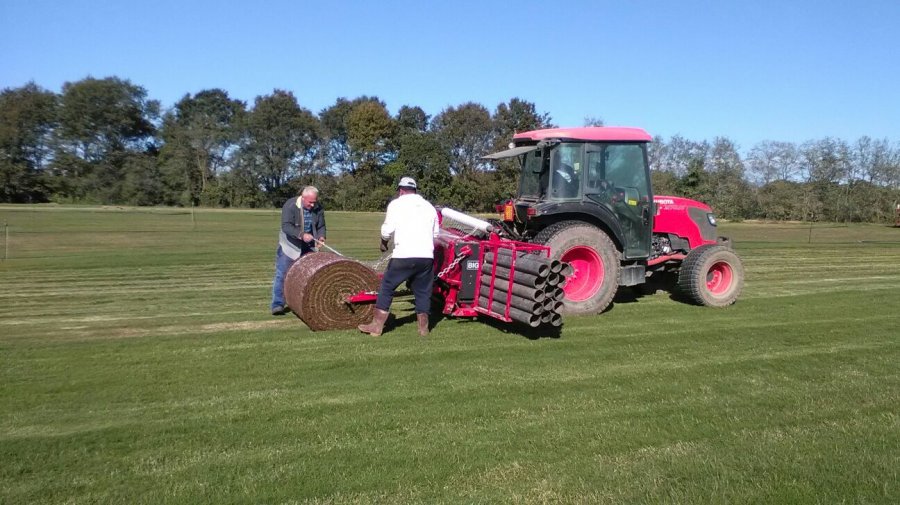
top-left (534, 221), bottom-right (620, 315)
top-left (677, 245), bottom-right (744, 307)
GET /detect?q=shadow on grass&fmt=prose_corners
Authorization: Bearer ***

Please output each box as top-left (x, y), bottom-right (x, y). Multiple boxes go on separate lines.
top-left (476, 315), bottom-right (562, 340)
top-left (385, 307), bottom-right (561, 340)
top-left (613, 272), bottom-right (687, 305)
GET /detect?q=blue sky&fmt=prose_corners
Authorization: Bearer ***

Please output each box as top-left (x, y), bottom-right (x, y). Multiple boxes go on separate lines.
top-left (2, 0), bottom-right (898, 150)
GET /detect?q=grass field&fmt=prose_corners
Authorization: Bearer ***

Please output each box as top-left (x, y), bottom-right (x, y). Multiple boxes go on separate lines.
top-left (1, 204), bottom-right (899, 504)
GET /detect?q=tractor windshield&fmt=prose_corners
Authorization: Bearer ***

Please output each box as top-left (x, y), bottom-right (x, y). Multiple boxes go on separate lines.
top-left (517, 142), bottom-right (585, 201)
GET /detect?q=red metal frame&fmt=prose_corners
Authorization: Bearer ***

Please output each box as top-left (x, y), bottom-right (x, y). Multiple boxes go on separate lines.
top-left (471, 234), bottom-right (549, 322)
top-left (344, 227), bottom-right (550, 324)
top-left (345, 291), bottom-right (378, 304)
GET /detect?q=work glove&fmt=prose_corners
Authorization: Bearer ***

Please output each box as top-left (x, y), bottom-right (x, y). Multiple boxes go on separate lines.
top-left (380, 238), bottom-right (389, 252)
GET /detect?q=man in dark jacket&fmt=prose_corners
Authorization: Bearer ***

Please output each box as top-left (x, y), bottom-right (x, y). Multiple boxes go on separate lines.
top-left (270, 186), bottom-right (326, 315)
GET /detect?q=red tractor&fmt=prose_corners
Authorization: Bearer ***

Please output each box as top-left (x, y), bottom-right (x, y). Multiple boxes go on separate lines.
top-left (484, 126), bottom-right (744, 315)
top-left (284, 126), bottom-right (744, 332)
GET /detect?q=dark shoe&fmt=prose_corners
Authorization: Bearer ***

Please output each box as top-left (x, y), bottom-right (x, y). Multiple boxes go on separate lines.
top-left (358, 309), bottom-right (390, 336)
top-left (416, 313), bottom-right (430, 337)
top-left (271, 305), bottom-right (287, 316)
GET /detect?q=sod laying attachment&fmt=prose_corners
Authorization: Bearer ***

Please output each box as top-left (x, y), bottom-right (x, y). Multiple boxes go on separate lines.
top-left (478, 248), bottom-right (568, 327)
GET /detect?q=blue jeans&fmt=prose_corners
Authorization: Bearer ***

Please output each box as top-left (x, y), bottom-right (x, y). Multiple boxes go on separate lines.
top-left (375, 257), bottom-right (434, 314)
top-left (271, 243), bottom-right (315, 309)
top-left (271, 247), bottom-right (296, 310)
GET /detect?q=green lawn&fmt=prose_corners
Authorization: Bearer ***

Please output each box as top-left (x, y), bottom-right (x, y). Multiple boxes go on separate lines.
top-left (1, 205), bottom-right (898, 504)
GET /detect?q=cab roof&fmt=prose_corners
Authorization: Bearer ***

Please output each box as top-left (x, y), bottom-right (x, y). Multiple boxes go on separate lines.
top-left (513, 126), bottom-right (652, 143)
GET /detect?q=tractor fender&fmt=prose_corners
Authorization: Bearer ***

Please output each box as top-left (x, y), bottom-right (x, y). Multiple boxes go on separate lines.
top-left (531, 201), bottom-right (625, 251)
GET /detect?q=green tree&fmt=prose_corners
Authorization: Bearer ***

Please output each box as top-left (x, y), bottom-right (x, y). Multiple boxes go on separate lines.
top-left (239, 90), bottom-right (320, 206)
top-left (319, 96), bottom-right (384, 174)
top-left (387, 130), bottom-right (452, 204)
top-left (120, 151), bottom-right (166, 206)
top-left (493, 98), bottom-right (552, 140)
top-left (650, 170), bottom-right (678, 196)
top-left (488, 98), bottom-right (554, 201)
top-left (653, 135), bottom-right (709, 177)
top-left (396, 105), bottom-right (429, 132)
top-left (675, 158), bottom-right (711, 202)
top-left (799, 138), bottom-right (853, 221)
top-left (746, 140), bottom-right (800, 185)
top-left (52, 76), bottom-right (160, 203)
top-left (0, 82), bottom-right (58, 202)
top-left (432, 102), bottom-right (494, 177)
top-left (706, 137), bottom-right (754, 219)
top-left (346, 101), bottom-right (397, 174)
top-left (159, 89), bottom-right (245, 205)
top-left (757, 180), bottom-right (806, 220)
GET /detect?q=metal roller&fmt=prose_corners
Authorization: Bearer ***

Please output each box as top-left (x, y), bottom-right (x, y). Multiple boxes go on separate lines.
top-left (480, 278), bottom-right (546, 303)
top-left (477, 296), bottom-right (541, 327)
top-left (483, 288), bottom-right (544, 315)
top-left (483, 251), bottom-right (551, 278)
top-left (543, 299), bottom-right (563, 313)
top-left (480, 263), bottom-right (545, 288)
top-left (545, 272), bottom-right (562, 287)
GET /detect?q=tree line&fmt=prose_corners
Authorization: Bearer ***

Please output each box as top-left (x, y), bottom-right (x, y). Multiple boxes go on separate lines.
top-left (2, 76), bottom-right (898, 223)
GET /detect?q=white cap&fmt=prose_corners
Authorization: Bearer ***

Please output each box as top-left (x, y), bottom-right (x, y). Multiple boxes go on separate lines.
top-left (398, 176), bottom-right (417, 189)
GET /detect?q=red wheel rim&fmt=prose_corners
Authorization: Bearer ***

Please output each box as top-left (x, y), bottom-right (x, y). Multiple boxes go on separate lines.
top-left (706, 261), bottom-right (733, 295)
top-left (560, 246), bottom-right (604, 302)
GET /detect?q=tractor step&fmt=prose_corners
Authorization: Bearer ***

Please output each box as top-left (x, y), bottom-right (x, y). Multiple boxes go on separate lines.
top-left (619, 264), bottom-right (646, 286)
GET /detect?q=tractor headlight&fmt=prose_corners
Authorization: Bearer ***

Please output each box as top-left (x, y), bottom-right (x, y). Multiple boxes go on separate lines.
top-left (707, 213), bottom-right (717, 226)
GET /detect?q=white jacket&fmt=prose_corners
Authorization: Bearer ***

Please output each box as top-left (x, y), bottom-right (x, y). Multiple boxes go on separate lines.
top-left (381, 194), bottom-right (439, 259)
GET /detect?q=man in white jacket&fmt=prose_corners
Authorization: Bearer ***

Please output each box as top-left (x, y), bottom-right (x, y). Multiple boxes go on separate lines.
top-left (359, 177), bottom-right (439, 337)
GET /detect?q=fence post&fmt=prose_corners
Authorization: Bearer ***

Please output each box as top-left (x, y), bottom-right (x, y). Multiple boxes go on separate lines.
top-left (3, 222), bottom-right (8, 261)
top-left (191, 202), bottom-right (196, 230)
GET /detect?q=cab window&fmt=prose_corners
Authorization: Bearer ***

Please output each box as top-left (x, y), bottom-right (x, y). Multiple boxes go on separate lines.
top-left (585, 143), bottom-right (649, 201)
top-left (549, 144), bottom-right (583, 199)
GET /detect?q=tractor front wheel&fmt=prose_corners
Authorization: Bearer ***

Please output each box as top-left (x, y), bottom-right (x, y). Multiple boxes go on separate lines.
top-left (677, 244), bottom-right (744, 307)
top-left (534, 221), bottom-right (620, 316)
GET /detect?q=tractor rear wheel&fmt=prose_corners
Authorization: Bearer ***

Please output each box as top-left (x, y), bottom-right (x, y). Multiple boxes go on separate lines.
top-left (677, 244), bottom-right (744, 307)
top-left (534, 221), bottom-right (620, 315)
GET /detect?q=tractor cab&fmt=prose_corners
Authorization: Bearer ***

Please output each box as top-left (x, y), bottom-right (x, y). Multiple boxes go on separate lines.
top-left (487, 127), bottom-right (655, 260)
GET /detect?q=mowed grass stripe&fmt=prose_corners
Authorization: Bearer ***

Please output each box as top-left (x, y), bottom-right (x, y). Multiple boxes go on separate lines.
top-left (1, 207), bottom-right (899, 504)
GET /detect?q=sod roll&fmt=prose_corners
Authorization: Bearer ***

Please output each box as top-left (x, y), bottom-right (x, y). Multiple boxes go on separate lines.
top-left (284, 252), bottom-right (380, 331)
